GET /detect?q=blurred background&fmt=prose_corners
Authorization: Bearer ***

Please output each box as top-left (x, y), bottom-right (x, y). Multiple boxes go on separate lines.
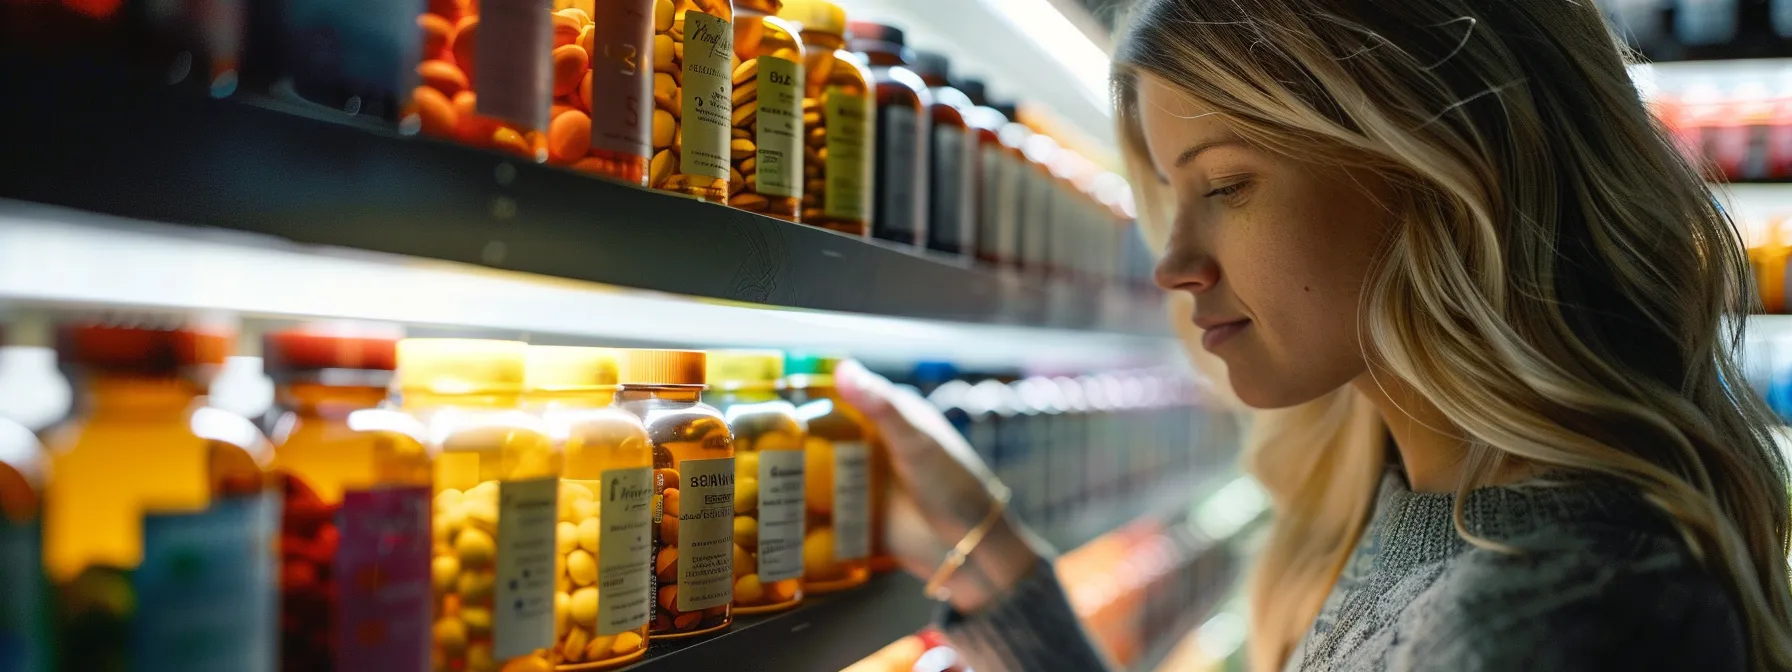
top-left (2, 0), bottom-right (1792, 671)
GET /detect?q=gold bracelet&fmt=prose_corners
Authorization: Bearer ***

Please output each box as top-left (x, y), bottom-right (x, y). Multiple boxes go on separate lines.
top-left (923, 481), bottom-right (1013, 602)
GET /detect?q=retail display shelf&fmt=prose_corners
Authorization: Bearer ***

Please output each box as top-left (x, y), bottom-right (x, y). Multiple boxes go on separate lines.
top-left (618, 572), bottom-right (935, 671)
top-left (0, 57), bottom-right (1167, 338)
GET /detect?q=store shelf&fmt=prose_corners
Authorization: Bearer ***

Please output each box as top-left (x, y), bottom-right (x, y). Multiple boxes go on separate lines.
top-left (621, 573), bottom-right (935, 671)
top-left (0, 57), bottom-right (1165, 338)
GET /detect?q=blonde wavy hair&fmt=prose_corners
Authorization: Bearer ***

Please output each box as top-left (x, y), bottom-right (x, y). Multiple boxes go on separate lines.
top-left (1111, 1), bottom-right (1792, 670)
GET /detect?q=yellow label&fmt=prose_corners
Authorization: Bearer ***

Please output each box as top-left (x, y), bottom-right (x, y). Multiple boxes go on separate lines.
top-left (823, 87), bottom-right (872, 221)
top-left (754, 56), bottom-right (803, 198)
top-left (679, 11), bottom-right (734, 180)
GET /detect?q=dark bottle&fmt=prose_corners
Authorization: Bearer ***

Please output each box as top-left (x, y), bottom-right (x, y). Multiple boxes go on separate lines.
top-left (909, 51), bottom-right (978, 257)
top-left (847, 21), bottom-right (930, 248)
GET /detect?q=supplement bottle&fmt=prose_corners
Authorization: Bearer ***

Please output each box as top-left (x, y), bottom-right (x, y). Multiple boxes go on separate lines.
top-left (782, 354), bottom-right (871, 592)
top-left (398, 339), bottom-right (561, 672)
top-left (648, 0), bottom-right (738, 202)
top-left (1016, 132), bottom-right (1061, 277)
top-left (520, 346), bottom-right (653, 669)
top-left (44, 322), bottom-right (279, 672)
top-left (414, 0), bottom-right (555, 161)
top-left (728, 1), bottom-right (807, 219)
top-left (704, 351), bottom-right (805, 614)
top-left (548, 0), bottom-right (657, 183)
top-left (955, 80), bottom-right (1017, 269)
top-left (264, 326), bottom-right (434, 672)
top-left (777, 0), bottom-right (874, 235)
top-left (848, 21), bottom-right (930, 248)
top-left (0, 398), bottom-right (50, 672)
top-left (615, 349), bottom-right (735, 639)
top-left (910, 51), bottom-right (977, 258)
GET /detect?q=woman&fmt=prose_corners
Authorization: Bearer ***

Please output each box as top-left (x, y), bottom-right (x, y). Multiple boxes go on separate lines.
top-left (832, 0), bottom-right (1792, 670)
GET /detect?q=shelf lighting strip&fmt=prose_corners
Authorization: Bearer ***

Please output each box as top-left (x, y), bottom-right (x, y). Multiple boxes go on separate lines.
top-left (0, 201), bottom-right (1178, 371)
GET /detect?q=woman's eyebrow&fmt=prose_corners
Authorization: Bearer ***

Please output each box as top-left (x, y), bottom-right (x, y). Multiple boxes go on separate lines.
top-left (1174, 138), bottom-right (1249, 169)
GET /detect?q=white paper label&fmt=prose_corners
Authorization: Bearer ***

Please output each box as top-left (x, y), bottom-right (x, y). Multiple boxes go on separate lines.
top-left (679, 11), bottom-right (734, 180)
top-left (832, 441), bottom-right (871, 561)
top-left (493, 477), bottom-right (557, 659)
top-left (597, 468), bottom-right (654, 635)
top-left (676, 457), bottom-right (735, 611)
top-left (474, 0), bottom-right (554, 130)
top-left (755, 450), bottom-right (806, 582)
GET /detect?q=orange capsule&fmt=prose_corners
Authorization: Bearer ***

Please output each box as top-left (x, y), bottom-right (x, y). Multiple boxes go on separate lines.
top-left (413, 86), bottom-right (458, 138)
top-left (491, 127), bottom-right (534, 157)
top-left (452, 91), bottom-right (495, 145)
top-left (574, 71), bottom-right (592, 113)
top-left (418, 59), bottom-right (468, 97)
top-left (427, 0), bottom-right (465, 23)
top-left (451, 17), bottom-right (479, 82)
top-left (553, 12), bottom-right (582, 48)
top-left (548, 110), bottom-right (591, 165)
top-left (552, 44), bottom-right (589, 98)
top-left (419, 14), bottom-right (454, 61)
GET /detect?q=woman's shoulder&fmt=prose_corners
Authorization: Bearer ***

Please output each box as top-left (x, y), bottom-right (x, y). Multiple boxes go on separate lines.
top-left (1393, 494), bottom-right (1745, 671)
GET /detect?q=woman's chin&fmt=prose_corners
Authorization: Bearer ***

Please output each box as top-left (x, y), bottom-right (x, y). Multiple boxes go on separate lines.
top-left (1229, 365), bottom-right (1345, 410)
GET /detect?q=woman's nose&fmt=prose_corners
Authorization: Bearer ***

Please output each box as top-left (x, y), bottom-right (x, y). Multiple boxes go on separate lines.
top-left (1154, 237), bottom-right (1219, 294)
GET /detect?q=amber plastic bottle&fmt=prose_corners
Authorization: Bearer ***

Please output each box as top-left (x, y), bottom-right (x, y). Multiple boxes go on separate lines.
top-left (782, 354), bottom-right (872, 592)
top-left (616, 349), bottom-right (735, 639)
top-left (727, 0), bottom-right (806, 219)
top-left (414, 0), bottom-right (555, 161)
top-left (848, 21), bottom-right (931, 248)
top-left (1016, 132), bottom-right (1061, 277)
top-left (44, 322), bottom-right (278, 672)
top-left (399, 339), bottom-right (561, 672)
top-left (778, 0), bottom-right (874, 235)
top-left (550, 0), bottom-right (655, 184)
top-left (910, 51), bottom-right (978, 258)
top-left (648, 0), bottom-right (738, 202)
top-left (520, 346), bottom-right (653, 669)
top-left (958, 80), bottom-right (1014, 268)
top-left (704, 350), bottom-right (806, 614)
top-left (264, 326), bottom-right (433, 672)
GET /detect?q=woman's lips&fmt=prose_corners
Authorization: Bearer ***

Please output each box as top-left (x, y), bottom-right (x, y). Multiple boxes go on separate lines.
top-left (1200, 320), bottom-right (1250, 352)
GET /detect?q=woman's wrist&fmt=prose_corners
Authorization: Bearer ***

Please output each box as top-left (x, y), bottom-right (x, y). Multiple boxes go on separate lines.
top-left (943, 516), bottom-right (1050, 614)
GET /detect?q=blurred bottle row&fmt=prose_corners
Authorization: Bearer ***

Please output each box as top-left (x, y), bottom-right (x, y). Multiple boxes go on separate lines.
top-left (0, 0), bottom-right (1152, 290)
top-left (1600, 0), bottom-right (1792, 62)
top-left (1652, 75), bottom-right (1792, 183)
top-left (0, 312), bottom-right (1218, 672)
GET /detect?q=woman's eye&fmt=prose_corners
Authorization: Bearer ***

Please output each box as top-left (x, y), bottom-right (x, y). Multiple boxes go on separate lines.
top-left (1204, 181), bottom-right (1248, 199)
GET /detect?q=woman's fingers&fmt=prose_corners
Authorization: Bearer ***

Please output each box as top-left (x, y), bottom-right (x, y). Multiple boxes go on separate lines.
top-left (836, 359), bottom-right (997, 485)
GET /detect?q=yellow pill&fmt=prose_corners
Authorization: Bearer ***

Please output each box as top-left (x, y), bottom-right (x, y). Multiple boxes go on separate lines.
top-left (734, 477), bottom-right (758, 513)
top-left (564, 481), bottom-right (595, 504)
top-left (734, 451), bottom-right (759, 479)
top-left (434, 488), bottom-right (464, 512)
top-left (458, 570), bottom-right (495, 602)
top-left (557, 521), bottom-right (578, 555)
top-left (613, 630), bottom-right (644, 655)
top-left (562, 626), bottom-right (590, 663)
top-left (555, 591), bottom-right (570, 632)
top-left (463, 499), bottom-right (498, 534)
top-left (466, 480), bottom-right (499, 505)
top-left (432, 554), bottom-right (460, 593)
top-left (568, 549), bottom-right (598, 586)
top-left (438, 507), bottom-right (467, 541)
top-left (587, 634), bottom-right (616, 660)
top-left (435, 616), bottom-right (467, 653)
top-left (654, 0), bottom-right (673, 32)
top-left (573, 499), bottom-right (598, 522)
top-left (732, 543), bottom-right (753, 578)
top-left (652, 109), bottom-right (675, 148)
top-left (466, 643), bottom-right (494, 672)
top-left (804, 528), bottom-right (839, 577)
top-left (571, 586), bottom-right (598, 629)
top-left (455, 528), bottom-right (495, 568)
top-left (578, 517), bottom-right (600, 554)
top-left (654, 34), bottom-right (675, 72)
top-left (735, 573), bottom-right (764, 602)
top-left (733, 515), bottom-right (757, 549)
top-left (462, 606), bottom-right (493, 636)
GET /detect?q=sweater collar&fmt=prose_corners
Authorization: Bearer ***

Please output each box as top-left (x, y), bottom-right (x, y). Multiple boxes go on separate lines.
top-left (1364, 469), bottom-right (1660, 568)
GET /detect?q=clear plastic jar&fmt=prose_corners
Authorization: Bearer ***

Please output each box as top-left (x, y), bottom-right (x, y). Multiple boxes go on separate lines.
top-left (782, 354), bottom-right (871, 592)
top-left (414, 0), bottom-right (555, 161)
top-left (521, 346), bottom-right (654, 669)
top-left (264, 326), bottom-right (433, 672)
top-left (704, 351), bottom-right (805, 614)
top-left (848, 21), bottom-right (931, 248)
top-left (45, 322), bottom-right (279, 672)
top-left (778, 0), bottom-right (873, 235)
top-left (615, 350), bottom-right (735, 639)
top-left (727, 0), bottom-right (806, 219)
top-left (399, 339), bottom-right (561, 672)
top-left (648, 0), bottom-right (738, 202)
top-left (546, 0), bottom-right (656, 184)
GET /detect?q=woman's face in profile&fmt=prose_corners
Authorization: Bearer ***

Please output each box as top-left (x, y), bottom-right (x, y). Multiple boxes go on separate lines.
top-left (1139, 76), bottom-right (1396, 408)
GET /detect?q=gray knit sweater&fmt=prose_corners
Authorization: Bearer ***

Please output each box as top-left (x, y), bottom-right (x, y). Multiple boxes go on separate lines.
top-left (942, 471), bottom-right (1746, 671)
